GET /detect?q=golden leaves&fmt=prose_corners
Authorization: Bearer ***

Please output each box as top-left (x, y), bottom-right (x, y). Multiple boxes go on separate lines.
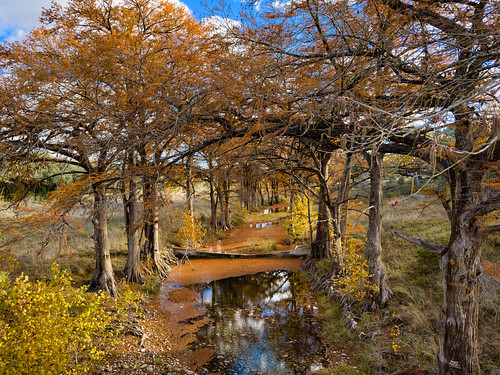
top-left (284, 194), bottom-right (310, 243)
top-left (178, 209), bottom-right (206, 249)
top-left (0, 264), bottom-right (141, 374)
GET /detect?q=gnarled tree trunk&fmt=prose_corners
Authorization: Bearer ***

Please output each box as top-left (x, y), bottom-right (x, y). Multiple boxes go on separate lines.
top-left (143, 177), bottom-right (170, 277)
top-left (223, 177), bottom-right (232, 229)
top-left (123, 168), bottom-right (142, 283)
top-left (89, 184), bottom-right (118, 296)
top-left (437, 167), bottom-right (485, 375)
top-left (338, 153), bottom-right (352, 248)
top-left (365, 151), bottom-right (391, 308)
top-left (311, 151), bottom-right (332, 259)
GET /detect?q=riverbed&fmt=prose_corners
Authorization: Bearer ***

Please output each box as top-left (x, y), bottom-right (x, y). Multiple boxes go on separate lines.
top-left (156, 258), bottom-right (328, 374)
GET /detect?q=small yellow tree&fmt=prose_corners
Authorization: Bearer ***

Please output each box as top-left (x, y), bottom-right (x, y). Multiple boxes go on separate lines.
top-left (285, 195), bottom-right (309, 243)
top-left (178, 209), bottom-right (206, 248)
top-left (331, 227), bottom-right (378, 303)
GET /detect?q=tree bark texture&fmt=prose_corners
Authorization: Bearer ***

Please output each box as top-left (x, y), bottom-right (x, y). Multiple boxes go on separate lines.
top-left (143, 178), bottom-right (170, 277)
top-left (311, 151), bottom-right (332, 259)
top-left (185, 154), bottom-right (195, 215)
top-left (338, 154), bottom-right (352, 248)
top-left (89, 184), bottom-right (118, 296)
top-left (437, 166), bottom-right (485, 375)
top-left (223, 177), bottom-right (232, 229)
top-left (365, 151), bottom-right (392, 308)
top-left (123, 173), bottom-right (142, 283)
top-left (209, 177), bottom-right (218, 230)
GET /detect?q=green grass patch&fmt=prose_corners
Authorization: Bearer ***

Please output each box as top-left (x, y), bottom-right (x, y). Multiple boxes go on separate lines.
top-left (245, 241), bottom-right (277, 254)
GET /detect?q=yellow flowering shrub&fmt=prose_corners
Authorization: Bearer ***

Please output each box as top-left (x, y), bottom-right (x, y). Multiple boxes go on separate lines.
top-left (0, 264), bottom-right (138, 375)
top-left (178, 209), bottom-right (206, 248)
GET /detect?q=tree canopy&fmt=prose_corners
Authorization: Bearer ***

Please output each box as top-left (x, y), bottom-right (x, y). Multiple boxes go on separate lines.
top-left (0, 0), bottom-right (498, 374)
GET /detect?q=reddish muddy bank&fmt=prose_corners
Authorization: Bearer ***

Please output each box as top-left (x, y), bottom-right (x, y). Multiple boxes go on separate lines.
top-left (155, 258), bottom-right (305, 372)
top-left (98, 203), bottom-right (321, 374)
top-left (200, 201), bottom-right (292, 254)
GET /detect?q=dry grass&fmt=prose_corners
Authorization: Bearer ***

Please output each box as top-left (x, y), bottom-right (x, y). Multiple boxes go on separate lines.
top-left (0, 184), bottom-right (248, 284)
top-left (315, 193), bottom-right (499, 374)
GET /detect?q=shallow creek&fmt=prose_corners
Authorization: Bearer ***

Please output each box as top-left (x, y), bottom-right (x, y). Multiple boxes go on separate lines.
top-left (156, 259), bottom-right (328, 374)
top-left (152, 203), bottom-right (329, 373)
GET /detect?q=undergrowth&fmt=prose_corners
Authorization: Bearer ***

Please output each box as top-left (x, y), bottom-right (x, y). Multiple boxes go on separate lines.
top-left (0, 264), bottom-right (141, 375)
top-left (310, 197), bottom-right (499, 374)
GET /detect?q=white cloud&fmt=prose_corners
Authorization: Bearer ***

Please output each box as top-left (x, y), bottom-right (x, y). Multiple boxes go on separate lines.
top-left (0, 0), bottom-right (193, 42)
top-left (0, 1), bottom-right (68, 29)
top-left (0, 0), bottom-right (69, 41)
top-left (167, 0), bottom-right (192, 14)
top-left (202, 15), bottom-right (241, 34)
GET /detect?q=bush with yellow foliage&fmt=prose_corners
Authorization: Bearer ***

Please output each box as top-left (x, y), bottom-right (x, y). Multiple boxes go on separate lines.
top-left (284, 195), bottom-right (309, 243)
top-left (178, 209), bottom-right (206, 248)
top-left (0, 264), bottom-right (139, 374)
top-left (331, 233), bottom-right (378, 303)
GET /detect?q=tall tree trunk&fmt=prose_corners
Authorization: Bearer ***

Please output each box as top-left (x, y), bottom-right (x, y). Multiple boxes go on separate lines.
top-left (306, 194), bottom-right (314, 245)
top-left (265, 181), bottom-right (271, 205)
top-left (339, 153), bottom-right (352, 248)
top-left (258, 182), bottom-right (265, 207)
top-left (437, 167), bottom-right (484, 375)
top-left (242, 164), bottom-right (249, 209)
top-left (185, 154), bottom-right (195, 215)
top-left (143, 177), bottom-right (170, 277)
top-left (365, 151), bottom-right (392, 308)
top-left (122, 165), bottom-right (142, 283)
top-left (311, 152), bottom-right (332, 259)
top-left (271, 179), bottom-right (279, 204)
top-left (89, 184), bottom-right (118, 296)
top-left (223, 177), bottom-right (232, 229)
top-left (217, 182), bottom-right (228, 230)
top-left (206, 155), bottom-right (218, 230)
top-left (209, 176), bottom-right (218, 230)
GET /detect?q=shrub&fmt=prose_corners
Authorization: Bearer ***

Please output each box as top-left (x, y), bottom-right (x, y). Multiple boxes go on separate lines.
top-left (0, 264), bottom-right (137, 375)
top-left (177, 209), bottom-right (206, 248)
top-left (331, 240), bottom-right (378, 303)
top-left (284, 195), bottom-right (309, 243)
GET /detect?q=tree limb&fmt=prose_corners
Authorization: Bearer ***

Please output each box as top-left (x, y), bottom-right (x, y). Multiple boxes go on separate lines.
top-left (483, 225), bottom-right (500, 235)
top-left (391, 229), bottom-right (446, 255)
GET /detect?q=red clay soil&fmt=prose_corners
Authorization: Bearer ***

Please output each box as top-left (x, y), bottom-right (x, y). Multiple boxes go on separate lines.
top-left (97, 203), bottom-right (306, 374)
top-left (199, 201), bottom-right (293, 254)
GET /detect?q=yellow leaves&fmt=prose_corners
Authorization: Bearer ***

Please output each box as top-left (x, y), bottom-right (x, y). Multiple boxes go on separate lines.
top-left (285, 195), bottom-right (309, 243)
top-left (178, 209), bottom-right (206, 248)
top-left (0, 264), bottom-right (140, 374)
top-left (331, 237), bottom-right (378, 303)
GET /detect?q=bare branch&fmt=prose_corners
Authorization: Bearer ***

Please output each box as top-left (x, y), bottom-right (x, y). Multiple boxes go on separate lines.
top-left (392, 229), bottom-right (446, 255)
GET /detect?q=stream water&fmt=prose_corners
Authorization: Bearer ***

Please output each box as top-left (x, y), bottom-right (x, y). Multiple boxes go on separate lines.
top-left (186, 270), bottom-right (327, 374)
top-left (157, 203), bottom-right (328, 373)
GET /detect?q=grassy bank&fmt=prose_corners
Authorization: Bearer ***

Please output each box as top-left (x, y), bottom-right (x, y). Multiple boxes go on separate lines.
top-left (312, 196), bottom-right (499, 374)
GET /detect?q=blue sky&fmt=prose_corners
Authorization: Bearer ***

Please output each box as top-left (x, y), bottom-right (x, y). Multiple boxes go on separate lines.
top-left (0, 0), bottom-right (244, 42)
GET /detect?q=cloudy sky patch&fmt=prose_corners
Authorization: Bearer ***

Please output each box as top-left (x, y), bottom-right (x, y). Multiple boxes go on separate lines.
top-left (0, 1), bottom-right (70, 41)
top-left (0, 0), bottom-right (243, 42)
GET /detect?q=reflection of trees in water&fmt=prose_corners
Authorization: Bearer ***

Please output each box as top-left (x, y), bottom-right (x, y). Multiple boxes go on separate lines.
top-left (191, 271), bottom-right (326, 374)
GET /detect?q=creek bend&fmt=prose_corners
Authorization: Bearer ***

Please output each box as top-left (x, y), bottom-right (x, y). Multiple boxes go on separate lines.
top-left (155, 258), bottom-right (329, 374)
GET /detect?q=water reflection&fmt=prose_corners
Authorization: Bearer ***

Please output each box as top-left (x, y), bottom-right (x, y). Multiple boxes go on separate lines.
top-left (249, 222), bottom-right (278, 228)
top-left (262, 207), bottom-right (290, 214)
top-left (188, 271), bottom-right (327, 374)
